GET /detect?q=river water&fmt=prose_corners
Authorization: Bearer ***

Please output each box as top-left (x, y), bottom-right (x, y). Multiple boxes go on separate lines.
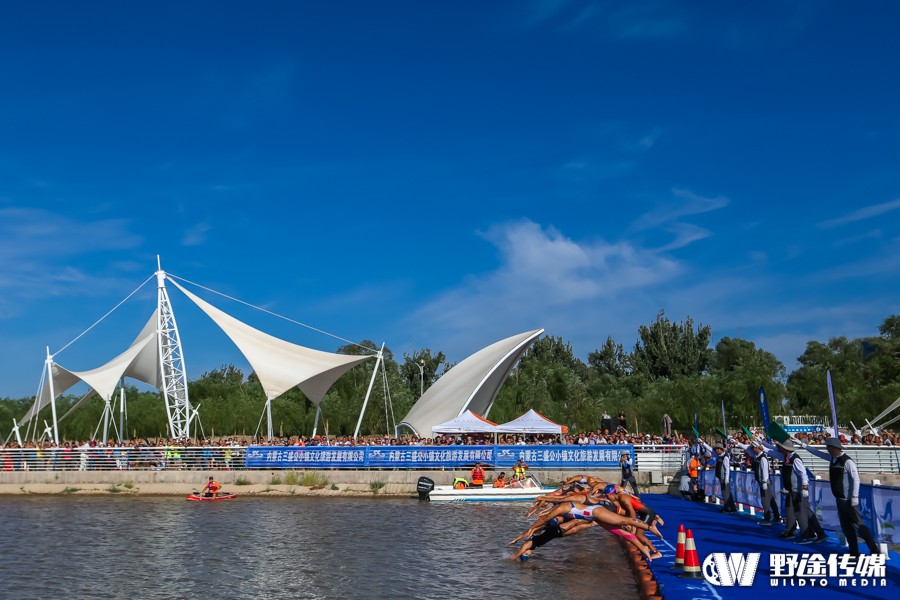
top-left (1, 496), bottom-right (638, 600)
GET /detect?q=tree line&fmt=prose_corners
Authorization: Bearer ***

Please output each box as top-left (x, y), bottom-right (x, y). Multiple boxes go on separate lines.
top-left (3, 312), bottom-right (898, 441)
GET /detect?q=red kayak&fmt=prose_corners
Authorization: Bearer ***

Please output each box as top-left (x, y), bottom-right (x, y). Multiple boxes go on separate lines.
top-left (186, 492), bottom-right (236, 501)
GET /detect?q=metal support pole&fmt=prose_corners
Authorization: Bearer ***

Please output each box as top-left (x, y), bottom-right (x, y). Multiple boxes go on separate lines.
top-left (353, 344), bottom-right (384, 440)
top-left (266, 398), bottom-right (274, 441)
top-left (119, 381), bottom-right (126, 443)
top-left (312, 405), bottom-right (322, 438)
top-left (45, 348), bottom-right (60, 445)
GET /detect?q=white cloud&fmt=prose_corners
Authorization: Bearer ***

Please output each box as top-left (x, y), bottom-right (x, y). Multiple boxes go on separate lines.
top-left (631, 188), bottom-right (729, 232)
top-left (408, 219), bottom-right (682, 358)
top-left (818, 198), bottom-right (900, 229)
top-left (182, 222), bottom-right (212, 246)
top-left (0, 207), bottom-right (143, 315)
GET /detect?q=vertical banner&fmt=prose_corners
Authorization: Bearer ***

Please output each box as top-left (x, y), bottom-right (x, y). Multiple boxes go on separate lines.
top-left (721, 399), bottom-right (727, 435)
top-left (758, 387), bottom-right (771, 437)
top-left (826, 369), bottom-right (839, 436)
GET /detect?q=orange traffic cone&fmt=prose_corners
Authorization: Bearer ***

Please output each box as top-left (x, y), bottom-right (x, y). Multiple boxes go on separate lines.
top-left (672, 524), bottom-right (686, 570)
top-left (679, 529), bottom-right (703, 579)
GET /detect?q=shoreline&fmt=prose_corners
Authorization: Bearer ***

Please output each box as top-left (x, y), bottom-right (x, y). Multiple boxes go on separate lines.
top-left (0, 468), bottom-right (681, 497)
top-left (0, 482), bottom-right (415, 497)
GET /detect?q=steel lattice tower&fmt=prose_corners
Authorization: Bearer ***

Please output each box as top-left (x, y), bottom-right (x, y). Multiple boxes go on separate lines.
top-left (156, 265), bottom-right (191, 438)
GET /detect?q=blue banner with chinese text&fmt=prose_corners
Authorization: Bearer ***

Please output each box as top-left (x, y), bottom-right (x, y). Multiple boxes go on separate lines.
top-left (244, 444), bottom-right (632, 470)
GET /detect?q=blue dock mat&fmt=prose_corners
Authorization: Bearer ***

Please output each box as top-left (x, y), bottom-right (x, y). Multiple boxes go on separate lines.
top-left (641, 493), bottom-right (900, 599)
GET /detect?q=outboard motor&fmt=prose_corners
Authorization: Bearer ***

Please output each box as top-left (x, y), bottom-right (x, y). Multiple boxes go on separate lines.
top-left (416, 476), bottom-right (435, 501)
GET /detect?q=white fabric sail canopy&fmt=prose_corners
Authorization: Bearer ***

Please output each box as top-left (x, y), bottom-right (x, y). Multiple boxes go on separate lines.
top-left (495, 408), bottom-right (567, 434)
top-left (431, 409), bottom-right (498, 434)
top-left (21, 332), bottom-right (157, 425)
top-left (121, 310), bottom-right (165, 389)
top-left (171, 281), bottom-right (372, 404)
top-left (398, 329), bottom-right (543, 437)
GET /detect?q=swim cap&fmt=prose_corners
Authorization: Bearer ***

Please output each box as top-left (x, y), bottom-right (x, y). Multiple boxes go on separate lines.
top-left (603, 484), bottom-right (617, 495)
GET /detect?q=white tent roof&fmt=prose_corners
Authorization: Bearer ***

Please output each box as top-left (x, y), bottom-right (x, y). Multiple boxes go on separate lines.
top-left (495, 408), bottom-right (567, 434)
top-left (431, 409), bottom-right (498, 434)
top-left (121, 310), bottom-right (165, 389)
top-left (171, 280), bottom-right (372, 404)
top-left (397, 329), bottom-right (543, 436)
top-left (21, 332), bottom-right (157, 425)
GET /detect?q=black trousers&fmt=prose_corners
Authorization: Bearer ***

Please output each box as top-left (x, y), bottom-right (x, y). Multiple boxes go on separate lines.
top-left (760, 483), bottom-right (779, 520)
top-left (836, 498), bottom-right (879, 555)
top-left (785, 491), bottom-right (824, 538)
top-left (621, 475), bottom-right (640, 496)
top-left (720, 480), bottom-right (736, 511)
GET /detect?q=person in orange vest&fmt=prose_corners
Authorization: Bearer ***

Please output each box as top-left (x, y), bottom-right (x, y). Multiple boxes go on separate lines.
top-left (492, 472), bottom-right (507, 488)
top-left (686, 452), bottom-right (701, 500)
top-left (203, 476), bottom-right (222, 497)
top-left (470, 463), bottom-right (485, 487)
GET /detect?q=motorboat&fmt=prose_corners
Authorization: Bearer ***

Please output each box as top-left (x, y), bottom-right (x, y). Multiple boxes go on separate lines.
top-left (422, 475), bottom-right (550, 502)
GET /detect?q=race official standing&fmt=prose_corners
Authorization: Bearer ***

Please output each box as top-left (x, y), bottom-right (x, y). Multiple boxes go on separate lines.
top-left (802, 437), bottom-right (881, 555)
top-left (764, 439), bottom-right (826, 543)
top-left (702, 440), bottom-right (736, 512)
top-left (620, 452), bottom-right (640, 497)
top-left (733, 438), bottom-right (781, 524)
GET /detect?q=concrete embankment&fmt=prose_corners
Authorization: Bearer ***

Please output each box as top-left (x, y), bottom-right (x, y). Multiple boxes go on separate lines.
top-left (0, 469), bottom-right (676, 496)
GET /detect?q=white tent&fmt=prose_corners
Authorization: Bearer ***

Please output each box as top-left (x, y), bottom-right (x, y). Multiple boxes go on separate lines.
top-left (495, 409), bottom-right (567, 434)
top-left (172, 281), bottom-right (373, 405)
top-left (21, 333), bottom-right (157, 426)
top-left (171, 280), bottom-right (374, 439)
top-left (397, 329), bottom-right (543, 436)
top-left (431, 410), bottom-right (498, 434)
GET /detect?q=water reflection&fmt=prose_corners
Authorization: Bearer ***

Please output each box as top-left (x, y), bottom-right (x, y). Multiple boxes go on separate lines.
top-left (1, 497), bottom-right (637, 600)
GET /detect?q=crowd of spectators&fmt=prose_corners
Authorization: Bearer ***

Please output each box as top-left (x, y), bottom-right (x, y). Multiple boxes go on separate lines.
top-left (2, 416), bottom-right (896, 473)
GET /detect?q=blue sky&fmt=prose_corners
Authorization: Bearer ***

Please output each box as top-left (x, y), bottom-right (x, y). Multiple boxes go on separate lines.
top-left (1, 1), bottom-right (898, 399)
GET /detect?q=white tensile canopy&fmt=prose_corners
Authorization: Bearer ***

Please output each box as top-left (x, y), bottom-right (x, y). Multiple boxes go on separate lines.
top-left (397, 329), bottom-right (544, 437)
top-left (171, 281), bottom-right (372, 404)
top-left (495, 408), bottom-right (567, 434)
top-left (21, 332), bottom-right (158, 425)
top-left (431, 410), bottom-right (498, 434)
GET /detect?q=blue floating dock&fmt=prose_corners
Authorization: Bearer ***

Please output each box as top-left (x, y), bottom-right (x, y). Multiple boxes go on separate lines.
top-left (641, 493), bottom-right (900, 599)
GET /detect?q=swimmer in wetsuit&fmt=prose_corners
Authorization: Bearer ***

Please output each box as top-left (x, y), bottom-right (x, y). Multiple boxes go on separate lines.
top-left (512, 499), bottom-right (656, 561)
top-left (512, 518), bottom-right (597, 561)
top-left (602, 484), bottom-right (662, 559)
top-left (526, 476), bottom-right (607, 517)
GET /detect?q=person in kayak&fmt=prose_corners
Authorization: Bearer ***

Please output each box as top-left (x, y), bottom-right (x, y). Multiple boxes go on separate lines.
top-left (202, 476), bottom-right (222, 497)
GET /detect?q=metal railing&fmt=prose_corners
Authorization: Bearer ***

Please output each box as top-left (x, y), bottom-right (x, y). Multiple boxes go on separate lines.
top-left (1, 443), bottom-right (898, 473)
top-left (794, 445), bottom-right (900, 475)
top-left (0, 446), bottom-right (247, 472)
top-left (633, 444), bottom-right (688, 472)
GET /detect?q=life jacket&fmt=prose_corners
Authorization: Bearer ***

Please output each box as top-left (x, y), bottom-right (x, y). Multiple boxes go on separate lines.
top-left (688, 458), bottom-right (699, 479)
top-left (471, 467), bottom-right (484, 485)
top-left (513, 465), bottom-right (526, 478)
top-left (493, 479), bottom-right (505, 488)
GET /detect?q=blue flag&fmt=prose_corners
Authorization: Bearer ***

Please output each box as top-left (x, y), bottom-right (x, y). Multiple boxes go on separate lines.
top-left (827, 369), bottom-right (839, 436)
top-left (758, 387), bottom-right (770, 436)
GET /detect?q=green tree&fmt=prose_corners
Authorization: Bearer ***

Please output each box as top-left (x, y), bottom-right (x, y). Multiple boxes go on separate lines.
top-left (631, 310), bottom-right (713, 380)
